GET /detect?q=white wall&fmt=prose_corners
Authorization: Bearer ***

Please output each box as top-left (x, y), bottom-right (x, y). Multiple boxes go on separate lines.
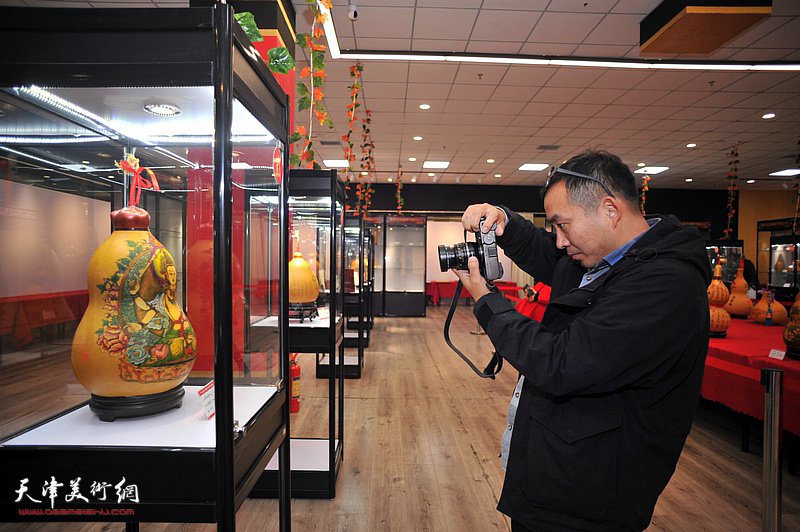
top-left (0, 180), bottom-right (110, 298)
top-left (426, 220), bottom-right (512, 282)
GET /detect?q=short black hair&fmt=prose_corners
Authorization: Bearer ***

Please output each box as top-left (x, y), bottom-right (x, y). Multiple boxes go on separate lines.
top-left (540, 150), bottom-right (640, 211)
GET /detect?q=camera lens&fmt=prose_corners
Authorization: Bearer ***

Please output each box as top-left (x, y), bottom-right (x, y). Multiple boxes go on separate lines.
top-left (438, 244), bottom-right (457, 272)
top-left (439, 242), bottom-right (479, 272)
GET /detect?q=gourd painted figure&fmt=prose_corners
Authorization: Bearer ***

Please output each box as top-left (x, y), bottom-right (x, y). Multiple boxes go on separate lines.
top-left (71, 157), bottom-right (196, 420)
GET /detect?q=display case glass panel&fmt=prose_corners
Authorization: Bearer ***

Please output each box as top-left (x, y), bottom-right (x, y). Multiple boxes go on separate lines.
top-left (705, 240), bottom-right (742, 284)
top-left (769, 235), bottom-right (799, 298)
top-left (365, 215), bottom-right (384, 293)
top-left (385, 216), bottom-right (426, 293)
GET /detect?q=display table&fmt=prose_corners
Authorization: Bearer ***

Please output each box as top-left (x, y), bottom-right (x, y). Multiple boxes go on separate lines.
top-left (426, 281), bottom-right (473, 306)
top-left (703, 318), bottom-right (800, 439)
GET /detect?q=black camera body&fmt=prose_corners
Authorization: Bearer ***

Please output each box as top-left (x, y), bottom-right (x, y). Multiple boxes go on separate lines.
top-left (438, 218), bottom-right (504, 281)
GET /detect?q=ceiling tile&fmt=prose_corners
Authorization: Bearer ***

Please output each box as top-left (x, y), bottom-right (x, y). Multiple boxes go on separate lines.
top-left (530, 86), bottom-right (584, 103)
top-left (500, 65), bottom-right (556, 86)
top-left (453, 64), bottom-right (509, 85)
top-left (465, 40), bottom-right (524, 54)
top-left (612, 89), bottom-right (670, 105)
top-left (527, 12), bottom-right (605, 44)
top-left (572, 88), bottom-right (628, 104)
top-left (518, 42), bottom-right (579, 55)
top-left (471, 9), bottom-right (541, 41)
top-left (406, 83), bottom-right (450, 99)
top-left (593, 105), bottom-right (645, 118)
top-left (694, 91), bottom-right (753, 108)
top-left (546, 66), bottom-right (605, 87)
top-left (353, 7), bottom-right (414, 38)
top-left (728, 48), bottom-right (797, 62)
top-left (584, 14), bottom-right (642, 45)
top-left (482, 100), bottom-right (526, 115)
top-left (509, 115), bottom-right (551, 128)
top-left (589, 69), bottom-right (653, 90)
top-left (573, 44), bottom-right (637, 57)
top-left (355, 37), bottom-right (412, 50)
top-left (490, 85), bottom-right (537, 102)
top-left (725, 16), bottom-right (795, 48)
top-left (413, 8), bottom-right (479, 40)
top-left (443, 100), bottom-right (486, 114)
top-left (417, 0), bottom-right (482, 6)
top-left (407, 62), bottom-right (459, 83)
top-left (676, 72), bottom-right (745, 92)
top-left (362, 82), bottom-right (407, 99)
top-left (520, 101), bottom-right (568, 116)
top-left (411, 39), bottom-right (468, 52)
top-left (360, 61), bottom-right (410, 83)
top-left (610, 0), bottom-right (660, 14)
top-left (653, 91), bottom-right (710, 107)
top-left (447, 84), bottom-right (497, 100)
top-left (724, 72), bottom-right (797, 92)
top-left (558, 103), bottom-right (604, 117)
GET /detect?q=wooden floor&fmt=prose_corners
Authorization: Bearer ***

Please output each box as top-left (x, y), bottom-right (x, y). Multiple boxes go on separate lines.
top-left (2, 304), bottom-right (800, 531)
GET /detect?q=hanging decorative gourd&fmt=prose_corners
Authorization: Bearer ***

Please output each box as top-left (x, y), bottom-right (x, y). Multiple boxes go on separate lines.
top-left (708, 263), bottom-right (731, 337)
top-left (289, 251), bottom-right (320, 321)
top-left (750, 288), bottom-right (788, 325)
top-left (782, 293), bottom-right (800, 358)
top-left (724, 259), bottom-right (753, 317)
top-left (71, 154), bottom-right (196, 421)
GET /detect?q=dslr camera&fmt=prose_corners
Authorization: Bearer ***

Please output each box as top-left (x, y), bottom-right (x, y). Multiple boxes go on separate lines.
top-left (438, 218), bottom-right (504, 281)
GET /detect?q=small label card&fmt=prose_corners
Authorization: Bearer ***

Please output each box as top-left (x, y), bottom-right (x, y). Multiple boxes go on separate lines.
top-left (768, 349), bottom-right (786, 361)
top-left (198, 381), bottom-right (216, 419)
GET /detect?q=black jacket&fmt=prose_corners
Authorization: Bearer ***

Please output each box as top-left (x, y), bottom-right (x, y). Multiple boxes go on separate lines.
top-left (474, 211), bottom-right (712, 531)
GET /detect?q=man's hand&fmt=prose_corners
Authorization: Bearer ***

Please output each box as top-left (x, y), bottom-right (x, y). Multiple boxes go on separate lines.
top-left (462, 203), bottom-right (507, 236)
top-left (452, 256), bottom-right (490, 300)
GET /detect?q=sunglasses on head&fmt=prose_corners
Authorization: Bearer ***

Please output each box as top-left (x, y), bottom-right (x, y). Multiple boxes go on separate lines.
top-left (545, 166), bottom-right (616, 198)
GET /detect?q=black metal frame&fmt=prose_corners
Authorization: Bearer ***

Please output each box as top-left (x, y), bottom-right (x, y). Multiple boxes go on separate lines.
top-left (0, 5), bottom-right (291, 530)
top-left (252, 168), bottom-right (345, 499)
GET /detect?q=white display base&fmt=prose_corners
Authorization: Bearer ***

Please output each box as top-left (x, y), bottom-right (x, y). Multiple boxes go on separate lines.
top-left (253, 307), bottom-right (339, 329)
top-left (318, 355), bottom-right (360, 366)
top-left (2, 385), bottom-right (277, 448)
top-left (265, 438), bottom-right (339, 471)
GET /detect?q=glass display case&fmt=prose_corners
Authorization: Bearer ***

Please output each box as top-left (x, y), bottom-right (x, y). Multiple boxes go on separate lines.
top-left (365, 215), bottom-right (385, 316)
top-left (0, 6), bottom-right (290, 529)
top-left (341, 214), bottom-right (367, 377)
top-left (705, 240), bottom-right (743, 284)
top-left (253, 168), bottom-right (344, 498)
top-left (757, 218), bottom-right (799, 301)
top-left (769, 235), bottom-right (800, 301)
top-left (385, 215), bottom-right (427, 316)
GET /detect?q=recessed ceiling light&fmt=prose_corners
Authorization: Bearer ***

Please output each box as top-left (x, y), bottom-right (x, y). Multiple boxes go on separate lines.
top-left (408, 157), bottom-right (417, 162)
top-left (323, 159), bottom-right (349, 168)
top-left (519, 163), bottom-right (548, 171)
top-left (747, 179), bottom-right (756, 183)
top-left (361, 171), bottom-right (368, 175)
top-left (144, 103), bottom-right (181, 117)
top-left (685, 178), bottom-right (693, 183)
top-left (82, 160), bottom-right (90, 164)
top-left (495, 174), bottom-right (502, 178)
top-left (428, 172), bottom-right (435, 176)
top-left (634, 166), bottom-right (669, 174)
top-left (43, 175), bottom-right (50, 179)
top-left (637, 162), bottom-right (646, 167)
top-left (423, 161), bottom-right (449, 169)
top-left (762, 112), bottom-right (776, 119)
top-left (769, 169), bottom-right (800, 177)
top-left (411, 177), bottom-right (417, 182)
top-left (486, 158), bottom-right (495, 163)
top-left (388, 177), bottom-right (393, 182)
top-left (108, 175), bottom-right (114, 179)
top-left (413, 136), bottom-right (423, 141)
top-left (686, 143), bottom-right (697, 148)
top-left (419, 104), bottom-right (431, 110)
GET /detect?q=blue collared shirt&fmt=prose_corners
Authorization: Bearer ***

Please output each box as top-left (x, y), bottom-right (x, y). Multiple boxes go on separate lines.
top-left (501, 218), bottom-right (660, 469)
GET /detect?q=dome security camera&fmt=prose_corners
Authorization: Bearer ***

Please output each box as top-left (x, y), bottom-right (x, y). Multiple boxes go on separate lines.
top-left (348, 3), bottom-right (359, 21)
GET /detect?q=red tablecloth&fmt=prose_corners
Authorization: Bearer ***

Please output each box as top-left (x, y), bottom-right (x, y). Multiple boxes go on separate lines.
top-left (704, 318), bottom-right (800, 435)
top-left (426, 281), bottom-right (473, 306)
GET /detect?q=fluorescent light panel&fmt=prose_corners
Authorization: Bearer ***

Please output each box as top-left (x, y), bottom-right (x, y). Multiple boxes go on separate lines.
top-left (323, 159), bottom-right (349, 168)
top-left (339, 52), bottom-right (800, 72)
top-left (634, 167), bottom-right (669, 174)
top-left (769, 169), bottom-right (800, 177)
top-left (423, 161), bottom-right (449, 169)
top-left (318, 1), bottom-right (340, 59)
top-left (519, 163), bottom-right (548, 171)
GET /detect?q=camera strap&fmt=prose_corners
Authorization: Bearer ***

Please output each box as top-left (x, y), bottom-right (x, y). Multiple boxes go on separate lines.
top-left (443, 280), bottom-right (503, 379)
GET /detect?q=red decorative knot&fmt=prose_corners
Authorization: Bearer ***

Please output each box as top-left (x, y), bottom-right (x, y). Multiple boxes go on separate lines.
top-left (111, 206), bottom-right (150, 230)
